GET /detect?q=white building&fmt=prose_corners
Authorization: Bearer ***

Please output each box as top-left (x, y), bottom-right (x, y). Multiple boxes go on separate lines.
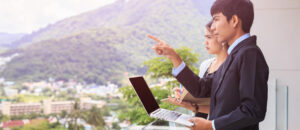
top-left (1, 102), bottom-right (42, 116)
top-left (3, 87), bottom-right (18, 98)
top-left (43, 98), bottom-right (106, 115)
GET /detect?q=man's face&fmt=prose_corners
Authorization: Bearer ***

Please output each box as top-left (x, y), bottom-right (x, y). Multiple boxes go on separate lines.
top-left (211, 13), bottom-right (235, 44)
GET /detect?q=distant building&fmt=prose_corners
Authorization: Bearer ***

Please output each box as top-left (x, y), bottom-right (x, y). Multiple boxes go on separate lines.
top-left (1, 102), bottom-right (42, 116)
top-left (43, 100), bottom-right (74, 115)
top-left (43, 98), bottom-right (106, 115)
top-left (3, 88), bottom-right (18, 98)
top-left (4, 81), bottom-right (14, 86)
top-left (80, 98), bottom-right (106, 110)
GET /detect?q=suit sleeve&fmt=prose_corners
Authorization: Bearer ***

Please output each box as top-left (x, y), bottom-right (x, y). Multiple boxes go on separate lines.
top-left (214, 48), bottom-right (269, 129)
top-left (175, 65), bottom-right (212, 98)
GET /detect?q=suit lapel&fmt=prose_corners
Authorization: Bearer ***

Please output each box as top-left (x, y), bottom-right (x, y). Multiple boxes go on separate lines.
top-left (213, 36), bottom-right (256, 97)
top-left (213, 55), bottom-right (233, 97)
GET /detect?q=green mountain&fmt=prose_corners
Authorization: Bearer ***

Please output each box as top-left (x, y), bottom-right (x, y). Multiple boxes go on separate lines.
top-left (0, 32), bottom-right (26, 49)
top-left (1, 0), bottom-right (213, 85)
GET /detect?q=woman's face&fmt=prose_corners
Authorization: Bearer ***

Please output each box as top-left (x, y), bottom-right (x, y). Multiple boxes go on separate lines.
top-left (204, 28), bottom-right (223, 54)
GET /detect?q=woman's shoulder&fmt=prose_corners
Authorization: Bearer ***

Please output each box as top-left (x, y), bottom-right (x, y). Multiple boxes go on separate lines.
top-left (200, 58), bottom-right (215, 68)
top-left (199, 57), bottom-right (215, 77)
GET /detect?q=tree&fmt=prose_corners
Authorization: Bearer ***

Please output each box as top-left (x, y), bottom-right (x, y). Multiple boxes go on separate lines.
top-left (0, 111), bottom-right (10, 121)
top-left (27, 112), bottom-right (39, 120)
top-left (42, 88), bottom-right (52, 97)
top-left (12, 119), bottom-right (67, 130)
top-left (112, 122), bottom-right (121, 130)
top-left (82, 106), bottom-right (105, 129)
top-left (60, 110), bottom-right (68, 119)
top-left (67, 100), bottom-right (81, 130)
top-left (101, 106), bottom-right (111, 117)
top-left (144, 46), bottom-right (199, 79)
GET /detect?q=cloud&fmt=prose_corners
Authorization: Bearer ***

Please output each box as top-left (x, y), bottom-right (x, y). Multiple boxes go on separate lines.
top-left (0, 0), bottom-right (116, 34)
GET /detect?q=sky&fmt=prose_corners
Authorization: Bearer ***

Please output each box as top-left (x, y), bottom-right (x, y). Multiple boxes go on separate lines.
top-left (0, 0), bottom-right (116, 34)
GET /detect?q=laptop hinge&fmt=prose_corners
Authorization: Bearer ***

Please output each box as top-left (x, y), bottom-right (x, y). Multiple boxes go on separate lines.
top-left (150, 108), bottom-right (161, 117)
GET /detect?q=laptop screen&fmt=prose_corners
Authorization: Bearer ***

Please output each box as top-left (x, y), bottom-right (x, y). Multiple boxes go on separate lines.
top-left (129, 76), bottom-right (159, 114)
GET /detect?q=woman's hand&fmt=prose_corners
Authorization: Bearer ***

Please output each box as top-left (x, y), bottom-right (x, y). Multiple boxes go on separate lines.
top-left (168, 87), bottom-right (210, 114)
top-left (168, 96), bottom-right (195, 111)
top-left (168, 87), bottom-right (195, 111)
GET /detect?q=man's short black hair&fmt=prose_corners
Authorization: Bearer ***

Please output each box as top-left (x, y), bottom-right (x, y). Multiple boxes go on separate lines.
top-left (210, 0), bottom-right (254, 33)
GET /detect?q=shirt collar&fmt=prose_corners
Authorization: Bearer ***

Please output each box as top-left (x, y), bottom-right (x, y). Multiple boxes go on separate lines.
top-left (227, 33), bottom-right (250, 54)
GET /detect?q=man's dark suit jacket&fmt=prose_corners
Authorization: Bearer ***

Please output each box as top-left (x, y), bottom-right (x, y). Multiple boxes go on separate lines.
top-left (175, 36), bottom-right (269, 130)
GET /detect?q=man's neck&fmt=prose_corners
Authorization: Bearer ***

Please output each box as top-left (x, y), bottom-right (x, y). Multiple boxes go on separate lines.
top-left (215, 50), bottom-right (227, 64)
top-left (228, 31), bottom-right (246, 46)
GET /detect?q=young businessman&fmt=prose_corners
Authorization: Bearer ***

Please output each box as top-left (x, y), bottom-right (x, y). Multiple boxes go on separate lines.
top-left (149, 0), bottom-right (269, 129)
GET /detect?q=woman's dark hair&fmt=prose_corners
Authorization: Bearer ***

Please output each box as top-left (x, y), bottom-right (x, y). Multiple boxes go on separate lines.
top-left (206, 20), bottom-right (213, 30)
top-left (206, 20), bottom-right (229, 48)
top-left (210, 0), bottom-right (254, 33)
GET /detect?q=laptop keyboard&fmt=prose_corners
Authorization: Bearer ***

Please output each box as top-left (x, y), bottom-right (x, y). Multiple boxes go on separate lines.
top-left (151, 109), bottom-right (182, 121)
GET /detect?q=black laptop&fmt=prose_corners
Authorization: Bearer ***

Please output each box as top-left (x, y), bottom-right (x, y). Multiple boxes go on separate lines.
top-left (129, 76), bottom-right (194, 127)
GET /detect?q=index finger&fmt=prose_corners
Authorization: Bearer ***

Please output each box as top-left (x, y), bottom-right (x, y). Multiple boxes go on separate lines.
top-left (188, 117), bottom-right (196, 122)
top-left (147, 34), bottom-right (162, 43)
top-left (188, 118), bottom-right (195, 129)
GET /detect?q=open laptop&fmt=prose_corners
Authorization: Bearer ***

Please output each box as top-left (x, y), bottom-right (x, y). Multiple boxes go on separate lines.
top-left (129, 76), bottom-right (194, 127)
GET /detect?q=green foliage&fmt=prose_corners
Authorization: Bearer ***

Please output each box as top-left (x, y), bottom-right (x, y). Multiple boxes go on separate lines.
top-left (12, 119), bottom-right (67, 130)
top-left (112, 122), bottom-right (121, 130)
top-left (42, 88), bottom-right (53, 97)
top-left (55, 91), bottom-right (76, 101)
top-left (144, 46), bottom-right (200, 79)
top-left (0, 112), bottom-right (10, 122)
top-left (12, 94), bottom-right (49, 103)
top-left (67, 100), bottom-right (82, 130)
top-left (65, 100), bottom-right (105, 129)
top-left (101, 106), bottom-right (111, 117)
top-left (10, 112), bottom-right (46, 120)
top-left (81, 106), bottom-right (105, 129)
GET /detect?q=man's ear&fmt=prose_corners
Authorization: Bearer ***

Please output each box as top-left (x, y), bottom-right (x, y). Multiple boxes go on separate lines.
top-left (230, 15), bottom-right (239, 28)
